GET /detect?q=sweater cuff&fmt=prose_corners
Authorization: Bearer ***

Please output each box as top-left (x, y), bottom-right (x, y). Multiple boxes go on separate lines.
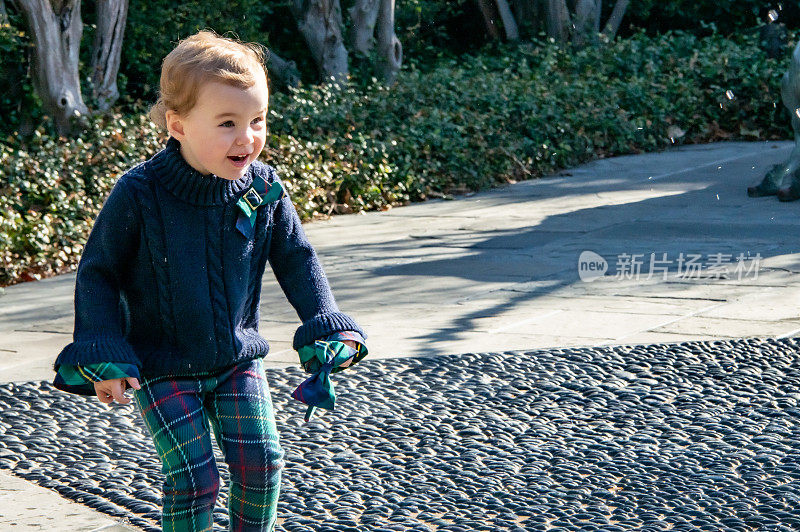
top-left (53, 337), bottom-right (140, 373)
top-left (292, 312), bottom-right (367, 350)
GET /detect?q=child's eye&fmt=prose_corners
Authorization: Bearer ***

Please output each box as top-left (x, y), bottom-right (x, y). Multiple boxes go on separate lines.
top-left (220, 117), bottom-right (263, 127)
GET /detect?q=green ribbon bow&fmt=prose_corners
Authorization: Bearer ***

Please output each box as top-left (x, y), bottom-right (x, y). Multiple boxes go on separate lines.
top-left (235, 175), bottom-right (285, 238)
top-left (292, 340), bottom-right (367, 422)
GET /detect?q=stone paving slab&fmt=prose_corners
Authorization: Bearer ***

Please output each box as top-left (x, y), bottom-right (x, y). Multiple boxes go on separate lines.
top-left (0, 470), bottom-right (136, 531)
top-left (3, 338), bottom-right (800, 531)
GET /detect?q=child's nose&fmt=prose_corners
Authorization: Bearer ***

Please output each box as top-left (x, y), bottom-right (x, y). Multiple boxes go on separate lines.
top-left (237, 128), bottom-right (255, 145)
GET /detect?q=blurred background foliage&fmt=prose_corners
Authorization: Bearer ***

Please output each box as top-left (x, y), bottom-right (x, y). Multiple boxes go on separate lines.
top-left (0, 0), bottom-right (795, 285)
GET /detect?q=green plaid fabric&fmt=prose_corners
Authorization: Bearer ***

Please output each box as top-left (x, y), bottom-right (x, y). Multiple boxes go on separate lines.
top-left (133, 357), bottom-right (285, 531)
top-left (292, 331), bottom-right (368, 421)
top-left (53, 361), bottom-right (141, 396)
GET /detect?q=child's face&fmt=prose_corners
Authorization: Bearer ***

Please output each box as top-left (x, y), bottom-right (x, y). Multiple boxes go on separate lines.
top-left (166, 74), bottom-right (269, 181)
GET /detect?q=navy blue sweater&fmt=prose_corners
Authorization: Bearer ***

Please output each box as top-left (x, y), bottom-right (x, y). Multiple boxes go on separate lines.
top-left (53, 136), bottom-right (365, 378)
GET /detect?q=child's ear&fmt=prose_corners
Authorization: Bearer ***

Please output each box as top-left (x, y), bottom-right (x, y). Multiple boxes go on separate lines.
top-left (165, 109), bottom-right (186, 141)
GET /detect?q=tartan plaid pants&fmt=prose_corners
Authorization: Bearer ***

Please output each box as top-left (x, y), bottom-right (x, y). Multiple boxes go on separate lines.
top-left (132, 357), bottom-right (286, 532)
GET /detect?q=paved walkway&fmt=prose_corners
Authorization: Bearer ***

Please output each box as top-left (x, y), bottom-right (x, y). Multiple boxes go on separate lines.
top-left (1, 140), bottom-right (798, 529)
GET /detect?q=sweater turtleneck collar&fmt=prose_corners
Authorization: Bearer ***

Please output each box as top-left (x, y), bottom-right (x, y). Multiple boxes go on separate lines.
top-left (148, 136), bottom-right (253, 206)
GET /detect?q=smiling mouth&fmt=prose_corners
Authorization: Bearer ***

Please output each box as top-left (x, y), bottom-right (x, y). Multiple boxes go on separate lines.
top-left (229, 154), bottom-right (249, 162)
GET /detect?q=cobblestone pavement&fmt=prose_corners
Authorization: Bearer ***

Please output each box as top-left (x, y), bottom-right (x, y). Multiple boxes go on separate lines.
top-left (3, 337), bottom-right (800, 531)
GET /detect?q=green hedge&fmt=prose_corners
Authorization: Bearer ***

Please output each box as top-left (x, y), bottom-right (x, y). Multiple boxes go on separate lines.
top-left (624, 1), bottom-right (798, 37)
top-left (0, 0), bottom-right (474, 139)
top-left (0, 12), bottom-right (41, 138)
top-left (120, 0), bottom-right (282, 104)
top-left (1, 0), bottom-right (790, 140)
top-left (0, 29), bottom-right (791, 286)
top-left (120, 0), bottom-right (481, 107)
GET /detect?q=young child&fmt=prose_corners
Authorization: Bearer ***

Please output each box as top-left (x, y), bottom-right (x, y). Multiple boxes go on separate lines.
top-left (52, 30), bottom-right (367, 532)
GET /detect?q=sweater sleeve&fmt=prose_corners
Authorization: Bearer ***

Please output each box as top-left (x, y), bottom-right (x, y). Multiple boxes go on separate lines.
top-left (53, 178), bottom-right (142, 376)
top-left (267, 189), bottom-right (366, 350)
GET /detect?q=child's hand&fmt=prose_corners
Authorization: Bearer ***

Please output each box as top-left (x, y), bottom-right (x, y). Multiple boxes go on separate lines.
top-left (94, 377), bottom-right (141, 405)
top-left (337, 340), bottom-right (359, 368)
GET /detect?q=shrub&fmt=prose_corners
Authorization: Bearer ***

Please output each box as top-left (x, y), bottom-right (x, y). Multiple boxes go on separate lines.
top-left (623, 1), bottom-right (799, 38)
top-left (0, 112), bottom-right (164, 284)
top-left (0, 11), bottom-right (40, 138)
top-left (120, 0), bottom-right (286, 105)
top-left (0, 29), bottom-right (791, 286)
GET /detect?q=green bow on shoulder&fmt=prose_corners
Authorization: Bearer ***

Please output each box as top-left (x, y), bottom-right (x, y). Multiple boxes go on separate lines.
top-left (235, 176), bottom-right (285, 238)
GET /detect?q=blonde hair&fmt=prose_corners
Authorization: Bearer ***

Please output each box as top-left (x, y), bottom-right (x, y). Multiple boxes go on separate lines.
top-left (149, 30), bottom-right (268, 129)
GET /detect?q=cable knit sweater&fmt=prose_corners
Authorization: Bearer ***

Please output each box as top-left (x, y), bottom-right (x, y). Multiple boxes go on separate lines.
top-left (53, 136), bottom-right (365, 379)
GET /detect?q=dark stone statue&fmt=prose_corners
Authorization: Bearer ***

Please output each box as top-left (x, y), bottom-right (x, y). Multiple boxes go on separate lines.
top-left (748, 40), bottom-right (800, 201)
top-left (760, 22), bottom-right (787, 60)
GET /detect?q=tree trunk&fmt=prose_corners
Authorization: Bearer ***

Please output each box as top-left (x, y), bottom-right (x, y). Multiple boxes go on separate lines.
top-left (11, 0), bottom-right (89, 136)
top-left (494, 0), bottom-right (519, 41)
top-left (90, 0), bottom-right (128, 112)
top-left (475, 0), bottom-right (501, 40)
top-left (511, 0), bottom-right (533, 19)
top-left (510, 0), bottom-right (532, 29)
top-left (572, 0), bottom-right (599, 47)
top-left (347, 0), bottom-right (380, 57)
top-left (600, 0), bottom-right (628, 40)
top-left (544, 0), bottom-right (570, 43)
top-left (265, 48), bottom-right (301, 89)
top-left (375, 0), bottom-right (401, 85)
top-left (592, 0), bottom-right (601, 32)
top-left (511, 0), bottom-right (544, 38)
top-left (290, 0), bottom-right (349, 84)
top-left (534, 0), bottom-right (546, 35)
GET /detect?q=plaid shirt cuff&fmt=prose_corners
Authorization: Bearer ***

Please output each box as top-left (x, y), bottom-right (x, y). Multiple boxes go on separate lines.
top-left (53, 362), bottom-right (141, 396)
top-left (298, 330), bottom-right (368, 373)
